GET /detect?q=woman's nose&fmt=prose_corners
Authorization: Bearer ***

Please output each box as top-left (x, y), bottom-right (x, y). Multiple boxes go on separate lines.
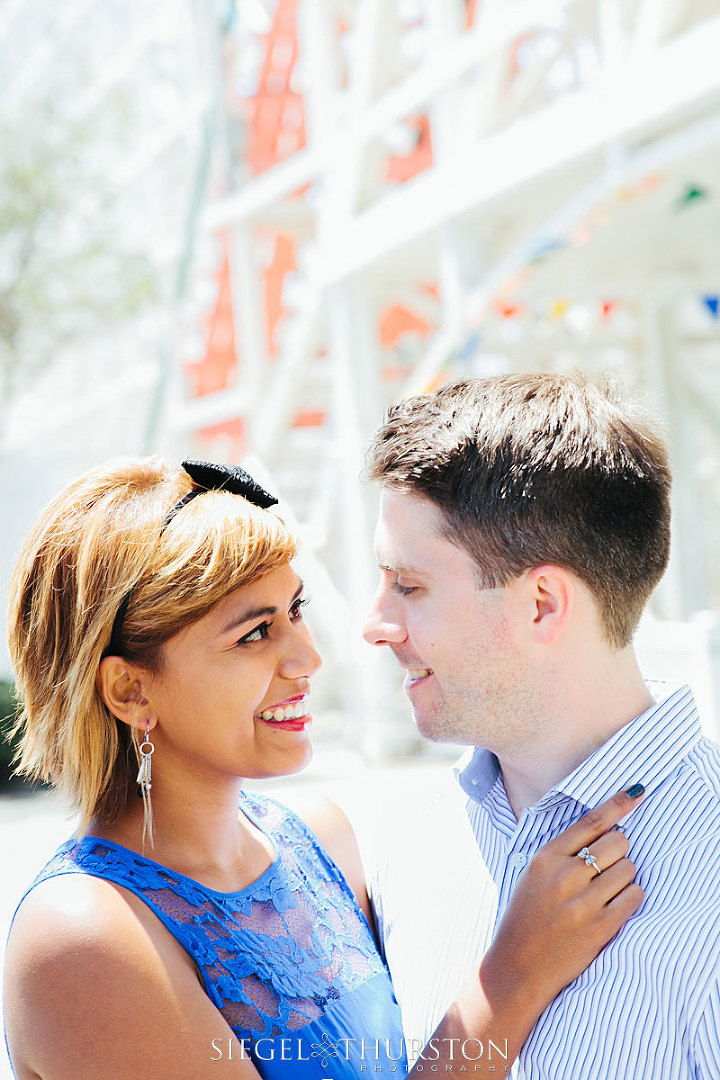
top-left (282, 626), bottom-right (322, 678)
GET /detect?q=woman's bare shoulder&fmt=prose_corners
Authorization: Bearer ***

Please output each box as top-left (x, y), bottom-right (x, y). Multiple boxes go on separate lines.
top-left (7, 872), bottom-right (140, 968)
top-left (4, 874), bottom-right (257, 1080)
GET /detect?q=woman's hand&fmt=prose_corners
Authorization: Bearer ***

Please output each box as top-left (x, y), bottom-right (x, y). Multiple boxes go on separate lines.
top-left (411, 786), bottom-right (645, 1075)
top-left (481, 785), bottom-right (645, 1021)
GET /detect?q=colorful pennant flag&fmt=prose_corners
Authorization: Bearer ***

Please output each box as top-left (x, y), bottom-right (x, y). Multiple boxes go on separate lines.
top-left (676, 183), bottom-right (708, 210)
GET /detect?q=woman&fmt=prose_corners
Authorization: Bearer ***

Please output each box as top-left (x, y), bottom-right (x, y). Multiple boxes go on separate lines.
top-left (3, 457), bottom-right (644, 1079)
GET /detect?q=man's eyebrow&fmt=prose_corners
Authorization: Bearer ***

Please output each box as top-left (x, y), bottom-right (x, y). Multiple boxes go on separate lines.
top-left (219, 580), bottom-right (304, 634)
top-left (379, 562), bottom-right (430, 577)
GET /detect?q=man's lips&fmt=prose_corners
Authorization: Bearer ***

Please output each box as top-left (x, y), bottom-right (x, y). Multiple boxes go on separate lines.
top-left (403, 668), bottom-right (433, 687)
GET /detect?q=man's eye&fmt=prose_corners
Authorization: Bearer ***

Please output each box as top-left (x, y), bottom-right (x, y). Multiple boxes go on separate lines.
top-left (238, 622), bottom-right (271, 645)
top-left (392, 582), bottom-right (417, 596)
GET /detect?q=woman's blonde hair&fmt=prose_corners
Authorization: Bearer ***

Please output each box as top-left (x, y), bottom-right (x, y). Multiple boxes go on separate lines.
top-left (8, 457), bottom-right (297, 831)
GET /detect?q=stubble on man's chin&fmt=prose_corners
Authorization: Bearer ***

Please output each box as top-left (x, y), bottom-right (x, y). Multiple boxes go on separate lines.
top-left (412, 685), bottom-right (540, 755)
top-left (412, 702), bottom-right (483, 748)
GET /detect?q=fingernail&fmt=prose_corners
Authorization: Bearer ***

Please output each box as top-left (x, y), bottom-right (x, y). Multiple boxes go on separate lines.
top-left (626, 783), bottom-right (645, 798)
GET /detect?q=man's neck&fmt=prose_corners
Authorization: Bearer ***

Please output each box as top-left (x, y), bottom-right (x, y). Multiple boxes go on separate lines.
top-left (498, 650), bottom-right (655, 819)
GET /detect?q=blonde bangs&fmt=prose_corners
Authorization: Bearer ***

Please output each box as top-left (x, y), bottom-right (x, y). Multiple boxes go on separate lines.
top-left (126, 492), bottom-right (298, 644)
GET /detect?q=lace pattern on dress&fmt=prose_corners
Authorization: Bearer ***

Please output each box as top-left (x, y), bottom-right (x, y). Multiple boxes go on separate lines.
top-left (29, 793), bottom-right (385, 1040)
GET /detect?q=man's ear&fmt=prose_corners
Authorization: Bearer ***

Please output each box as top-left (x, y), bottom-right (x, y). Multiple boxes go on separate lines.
top-left (97, 656), bottom-right (156, 733)
top-left (524, 564), bottom-right (574, 644)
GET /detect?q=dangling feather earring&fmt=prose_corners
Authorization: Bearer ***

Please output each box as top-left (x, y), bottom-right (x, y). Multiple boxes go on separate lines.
top-left (137, 726), bottom-right (154, 797)
top-left (136, 724), bottom-right (155, 847)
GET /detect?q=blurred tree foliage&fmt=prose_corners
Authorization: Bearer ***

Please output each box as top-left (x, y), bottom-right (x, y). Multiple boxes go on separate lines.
top-left (0, 98), bottom-right (160, 437)
top-left (0, 679), bottom-right (21, 786)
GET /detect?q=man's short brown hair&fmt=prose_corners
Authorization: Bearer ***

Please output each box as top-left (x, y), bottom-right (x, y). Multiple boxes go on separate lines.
top-left (364, 372), bottom-right (671, 648)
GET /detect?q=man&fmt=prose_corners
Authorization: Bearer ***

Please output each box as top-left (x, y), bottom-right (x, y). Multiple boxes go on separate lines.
top-left (358, 372), bottom-right (720, 1077)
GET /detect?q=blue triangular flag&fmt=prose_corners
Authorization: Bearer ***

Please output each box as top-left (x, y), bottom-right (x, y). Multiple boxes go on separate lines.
top-left (703, 295), bottom-right (720, 319)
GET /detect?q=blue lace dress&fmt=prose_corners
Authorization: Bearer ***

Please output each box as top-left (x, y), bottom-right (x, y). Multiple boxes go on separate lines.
top-left (17, 792), bottom-right (408, 1077)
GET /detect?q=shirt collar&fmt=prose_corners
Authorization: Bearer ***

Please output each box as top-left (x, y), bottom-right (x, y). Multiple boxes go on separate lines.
top-left (455, 684), bottom-right (702, 812)
top-left (455, 744), bottom-right (501, 801)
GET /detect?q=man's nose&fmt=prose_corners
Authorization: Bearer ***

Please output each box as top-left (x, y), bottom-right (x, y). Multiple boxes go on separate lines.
top-left (362, 586), bottom-right (408, 647)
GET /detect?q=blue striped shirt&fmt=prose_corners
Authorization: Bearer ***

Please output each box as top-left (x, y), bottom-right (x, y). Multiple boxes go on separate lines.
top-left (359, 685), bottom-right (720, 1078)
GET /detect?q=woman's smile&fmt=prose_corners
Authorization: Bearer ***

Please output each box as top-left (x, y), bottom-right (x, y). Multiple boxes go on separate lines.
top-left (256, 693), bottom-right (312, 729)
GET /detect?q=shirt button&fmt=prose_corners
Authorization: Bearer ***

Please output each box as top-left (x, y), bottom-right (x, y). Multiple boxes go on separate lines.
top-left (509, 852), bottom-right (528, 869)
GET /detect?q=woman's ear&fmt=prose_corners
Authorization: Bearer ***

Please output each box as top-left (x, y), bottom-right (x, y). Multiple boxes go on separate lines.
top-left (97, 656), bottom-right (156, 733)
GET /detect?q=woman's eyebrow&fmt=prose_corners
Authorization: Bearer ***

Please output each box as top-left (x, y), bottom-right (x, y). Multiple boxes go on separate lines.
top-left (219, 580), bottom-right (304, 635)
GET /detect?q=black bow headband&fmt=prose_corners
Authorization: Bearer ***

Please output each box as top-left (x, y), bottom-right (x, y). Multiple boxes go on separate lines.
top-left (161, 459), bottom-right (278, 528)
top-left (106, 460), bottom-right (278, 657)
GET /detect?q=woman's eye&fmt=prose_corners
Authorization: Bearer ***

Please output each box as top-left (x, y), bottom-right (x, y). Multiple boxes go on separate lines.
top-left (238, 622), bottom-right (271, 645)
top-left (290, 597), bottom-right (310, 620)
top-left (392, 582), bottom-right (417, 596)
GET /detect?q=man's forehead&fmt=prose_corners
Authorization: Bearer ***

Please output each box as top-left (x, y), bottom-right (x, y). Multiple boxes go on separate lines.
top-left (374, 490), bottom-right (456, 573)
top-left (376, 488), bottom-right (445, 528)
top-left (373, 523), bottom-right (436, 574)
